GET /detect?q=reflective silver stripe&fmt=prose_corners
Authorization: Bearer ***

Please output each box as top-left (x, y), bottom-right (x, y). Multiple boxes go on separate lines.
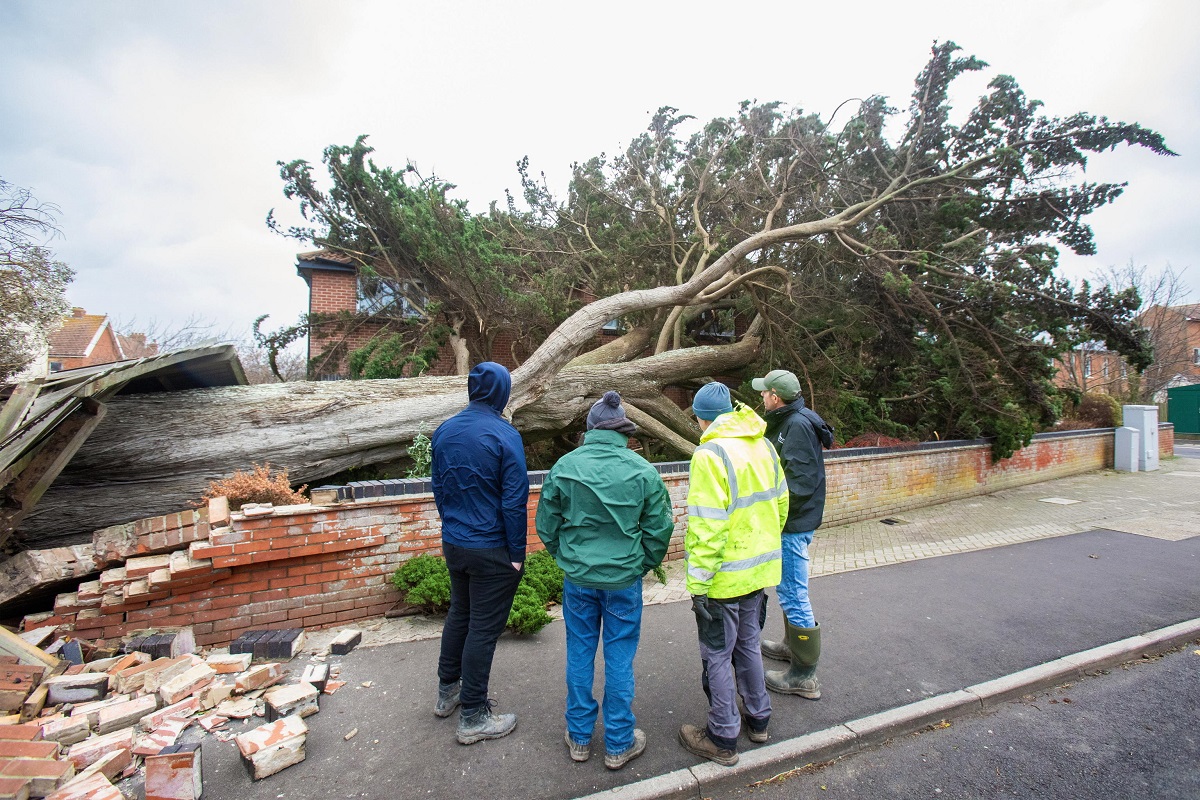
top-left (688, 565), bottom-right (716, 581)
top-left (687, 504), bottom-right (729, 520)
top-left (728, 484), bottom-right (787, 512)
top-left (718, 548), bottom-right (782, 573)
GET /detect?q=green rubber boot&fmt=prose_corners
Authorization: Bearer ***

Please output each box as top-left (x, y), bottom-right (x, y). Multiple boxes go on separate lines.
top-left (764, 621), bottom-right (821, 699)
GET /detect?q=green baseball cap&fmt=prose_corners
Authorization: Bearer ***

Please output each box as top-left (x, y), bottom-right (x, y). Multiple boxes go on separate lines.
top-left (751, 369), bottom-right (801, 401)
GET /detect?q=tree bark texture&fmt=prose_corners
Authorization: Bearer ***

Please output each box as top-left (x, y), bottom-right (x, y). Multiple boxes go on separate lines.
top-left (19, 333), bottom-right (759, 548)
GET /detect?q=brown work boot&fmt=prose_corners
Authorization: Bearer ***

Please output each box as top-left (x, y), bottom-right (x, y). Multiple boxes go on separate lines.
top-left (678, 723), bottom-right (738, 766)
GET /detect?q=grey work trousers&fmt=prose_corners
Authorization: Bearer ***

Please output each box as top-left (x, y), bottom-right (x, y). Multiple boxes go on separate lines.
top-left (694, 591), bottom-right (771, 747)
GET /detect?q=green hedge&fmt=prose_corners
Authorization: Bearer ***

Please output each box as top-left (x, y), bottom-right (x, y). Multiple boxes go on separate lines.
top-left (390, 550), bottom-right (564, 635)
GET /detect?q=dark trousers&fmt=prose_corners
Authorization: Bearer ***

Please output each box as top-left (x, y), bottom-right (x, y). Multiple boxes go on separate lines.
top-left (437, 542), bottom-right (523, 710)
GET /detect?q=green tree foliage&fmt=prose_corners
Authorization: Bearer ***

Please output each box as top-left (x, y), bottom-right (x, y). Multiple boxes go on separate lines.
top-left (1, 179), bottom-right (74, 381)
top-left (266, 137), bottom-right (578, 377)
top-left (269, 43), bottom-right (1172, 458)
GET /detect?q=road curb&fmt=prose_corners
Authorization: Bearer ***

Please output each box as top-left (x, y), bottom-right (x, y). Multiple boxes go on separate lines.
top-left (570, 617), bottom-right (1200, 800)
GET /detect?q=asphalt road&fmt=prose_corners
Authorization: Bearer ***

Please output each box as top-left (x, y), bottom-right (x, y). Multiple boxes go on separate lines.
top-left (1174, 441), bottom-right (1200, 459)
top-left (715, 644), bottom-right (1200, 800)
top-left (184, 528), bottom-right (1200, 800)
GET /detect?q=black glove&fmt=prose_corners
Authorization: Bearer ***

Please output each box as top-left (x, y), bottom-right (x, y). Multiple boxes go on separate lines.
top-left (691, 594), bottom-right (725, 651)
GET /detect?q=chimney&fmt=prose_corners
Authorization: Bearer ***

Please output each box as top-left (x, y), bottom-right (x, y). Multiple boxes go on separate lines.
top-left (72, 307), bottom-right (86, 318)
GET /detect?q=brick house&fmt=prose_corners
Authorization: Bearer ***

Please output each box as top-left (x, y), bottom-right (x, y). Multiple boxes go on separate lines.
top-left (1052, 345), bottom-right (1130, 397)
top-left (1052, 303), bottom-right (1200, 400)
top-left (297, 249), bottom-right (622, 380)
top-left (46, 308), bottom-right (126, 372)
top-left (1139, 303), bottom-right (1200, 396)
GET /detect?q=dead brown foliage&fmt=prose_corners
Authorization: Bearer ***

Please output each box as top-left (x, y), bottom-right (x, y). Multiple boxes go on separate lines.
top-left (199, 463), bottom-right (307, 510)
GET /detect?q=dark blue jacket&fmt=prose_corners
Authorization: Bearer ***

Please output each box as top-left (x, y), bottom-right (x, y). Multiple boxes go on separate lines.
top-left (431, 362), bottom-right (529, 562)
top-left (763, 397), bottom-right (832, 534)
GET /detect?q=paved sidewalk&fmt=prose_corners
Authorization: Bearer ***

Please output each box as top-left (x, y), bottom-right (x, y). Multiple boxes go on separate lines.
top-left (306, 455), bottom-right (1200, 651)
top-left (179, 455), bottom-right (1200, 800)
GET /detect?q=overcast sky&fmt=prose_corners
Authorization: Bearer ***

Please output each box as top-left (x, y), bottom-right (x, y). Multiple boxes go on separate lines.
top-left (3, 0), bottom-right (1197, 345)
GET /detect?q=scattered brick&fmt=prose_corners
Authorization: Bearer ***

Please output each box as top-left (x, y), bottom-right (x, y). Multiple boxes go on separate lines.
top-left (0, 726), bottom-right (42, 742)
top-left (157, 664), bottom-right (215, 707)
top-left (0, 776), bottom-right (29, 800)
top-left (96, 696), bottom-right (158, 736)
top-left (329, 630), bottom-right (362, 655)
top-left (43, 676), bottom-right (108, 707)
top-left (203, 654), bottom-right (250, 675)
top-left (235, 715), bottom-right (307, 780)
top-left (264, 683), bottom-right (319, 722)
top-left (64, 729), bottom-right (134, 773)
top-left (144, 742), bottom-right (202, 800)
top-left (39, 716), bottom-right (90, 746)
top-left (142, 657), bottom-right (201, 695)
top-left (234, 663), bottom-right (283, 694)
top-left (72, 749), bottom-right (131, 785)
top-left (68, 696), bottom-right (130, 731)
top-left (299, 664), bottom-right (328, 693)
top-left (0, 741), bottom-right (58, 761)
top-left (139, 698), bottom-right (200, 733)
top-left (43, 771), bottom-right (122, 800)
top-left (0, 757), bottom-right (74, 797)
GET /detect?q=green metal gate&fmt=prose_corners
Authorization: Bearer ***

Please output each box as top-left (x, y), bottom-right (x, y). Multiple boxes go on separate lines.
top-left (1167, 383), bottom-right (1200, 434)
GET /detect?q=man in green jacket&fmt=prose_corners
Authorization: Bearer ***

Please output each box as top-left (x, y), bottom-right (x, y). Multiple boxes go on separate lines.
top-left (678, 381), bottom-right (788, 767)
top-left (536, 391), bottom-right (674, 771)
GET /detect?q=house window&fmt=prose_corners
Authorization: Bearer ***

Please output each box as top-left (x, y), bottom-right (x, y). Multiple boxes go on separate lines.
top-left (49, 361), bottom-right (63, 372)
top-left (1194, 348), bottom-right (1200, 366)
top-left (1120, 362), bottom-right (1127, 378)
top-left (1082, 357), bottom-right (1091, 378)
top-left (602, 318), bottom-right (624, 334)
top-left (357, 275), bottom-right (426, 319)
top-left (1102, 360), bottom-right (1109, 378)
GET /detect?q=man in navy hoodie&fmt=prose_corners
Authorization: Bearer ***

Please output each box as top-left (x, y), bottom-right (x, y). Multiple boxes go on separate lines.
top-left (430, 362), bottom-right (529, 744)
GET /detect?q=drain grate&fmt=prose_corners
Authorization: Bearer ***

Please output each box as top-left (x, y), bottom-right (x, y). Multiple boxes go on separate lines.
top-left (879, 517), bottom-right (909, 525)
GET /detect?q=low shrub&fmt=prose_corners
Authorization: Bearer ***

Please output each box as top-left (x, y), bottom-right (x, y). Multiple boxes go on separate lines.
top-left (199, 463), bottom-right (307, 510)
top-left (388, 549), bottom-right (566, 634)
top-left (1074, 392), bottom-right (1122, 428)
top-left (390, 553), bottom-right (451, 612)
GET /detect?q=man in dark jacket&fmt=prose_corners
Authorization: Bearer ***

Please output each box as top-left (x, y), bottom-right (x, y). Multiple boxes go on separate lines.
top-left (536, 391), bottom-right (674, 770)
top-left (430, 362), bottom-right (529, 744)
top-left (750, 369), bottom-right (834, 699)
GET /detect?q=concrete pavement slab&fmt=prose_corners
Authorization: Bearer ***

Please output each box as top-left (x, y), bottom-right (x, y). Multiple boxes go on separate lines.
top-left (185, 527), bottom-right (1199, 800)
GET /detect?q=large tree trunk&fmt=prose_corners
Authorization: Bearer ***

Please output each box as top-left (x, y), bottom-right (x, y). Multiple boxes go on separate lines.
top-left (18, 332), bottom-right (760, 548)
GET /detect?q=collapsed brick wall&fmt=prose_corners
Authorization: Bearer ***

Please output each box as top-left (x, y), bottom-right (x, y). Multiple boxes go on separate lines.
top-left (23, 426), bottom-right (1174, 647)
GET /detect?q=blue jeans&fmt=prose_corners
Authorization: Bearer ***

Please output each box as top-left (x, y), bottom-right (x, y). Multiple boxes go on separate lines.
top-left (778, 531), bottom-right (815, 627)
top-left (562, 578), bottom-right (643, 754)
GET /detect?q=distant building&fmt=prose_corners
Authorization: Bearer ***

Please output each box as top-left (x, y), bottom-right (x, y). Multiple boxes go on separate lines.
top-left (46, 308), bottom-right (126, 372)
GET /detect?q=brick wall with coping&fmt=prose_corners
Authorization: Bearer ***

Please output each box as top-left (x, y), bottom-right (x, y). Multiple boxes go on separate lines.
top-left (23, 425), bottom-right (1174, 647)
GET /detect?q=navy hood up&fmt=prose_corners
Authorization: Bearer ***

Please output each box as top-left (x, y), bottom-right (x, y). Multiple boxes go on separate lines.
top-left (468, 361), bottom-right (511, 412)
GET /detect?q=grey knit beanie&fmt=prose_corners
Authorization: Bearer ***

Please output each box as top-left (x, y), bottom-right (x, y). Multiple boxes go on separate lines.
top-left (586, 391), bottom-right (637, 435)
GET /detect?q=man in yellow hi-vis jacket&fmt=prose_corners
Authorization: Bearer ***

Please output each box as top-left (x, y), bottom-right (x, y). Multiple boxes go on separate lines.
top-left (677, 382), bottom-right (788, 767)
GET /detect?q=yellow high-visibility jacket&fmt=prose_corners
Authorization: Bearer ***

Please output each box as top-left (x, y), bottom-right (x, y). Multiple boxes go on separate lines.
top-left (685, 404), bottom-right (788, 598)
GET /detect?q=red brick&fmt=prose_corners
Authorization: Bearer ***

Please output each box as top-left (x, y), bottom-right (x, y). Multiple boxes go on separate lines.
top-left (0, 742), bottom-right (57, 760)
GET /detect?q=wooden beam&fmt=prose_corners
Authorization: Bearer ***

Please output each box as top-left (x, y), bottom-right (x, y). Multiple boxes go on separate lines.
top-left (0, 399), bottom-right (106, 545)
top-left (0, 380), bottom-right (43, 440)
top-left (0, 626), bottom-right (58, 668)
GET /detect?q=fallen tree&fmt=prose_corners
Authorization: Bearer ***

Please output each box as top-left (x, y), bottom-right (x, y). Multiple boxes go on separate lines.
top-left (16, 42), bottom-right (1173, 547)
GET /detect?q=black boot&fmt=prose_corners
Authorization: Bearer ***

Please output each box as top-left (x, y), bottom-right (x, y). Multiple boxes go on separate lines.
top-left (764, 621), bottom-right (821, 699)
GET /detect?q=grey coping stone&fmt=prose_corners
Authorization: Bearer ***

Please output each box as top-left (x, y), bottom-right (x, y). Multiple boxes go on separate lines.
top-left (691, 724), bottom-right (859, 794)
top-left (843, 690), bottom-right (981, 746)
top-left (964, 658), bottom-right (1083, 708)
top-left (1137, 617), bottom-right (1200, 650)
top-left (1061, 636), bottom-right (1163, 672)
top-left (570, 768), bottom-right (699, 800)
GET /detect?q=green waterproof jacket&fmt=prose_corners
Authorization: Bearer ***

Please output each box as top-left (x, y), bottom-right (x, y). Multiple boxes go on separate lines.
top-left (685, 404), bottom-right (788, 598)
top-left (535, 429), bottom-right (675, 590)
